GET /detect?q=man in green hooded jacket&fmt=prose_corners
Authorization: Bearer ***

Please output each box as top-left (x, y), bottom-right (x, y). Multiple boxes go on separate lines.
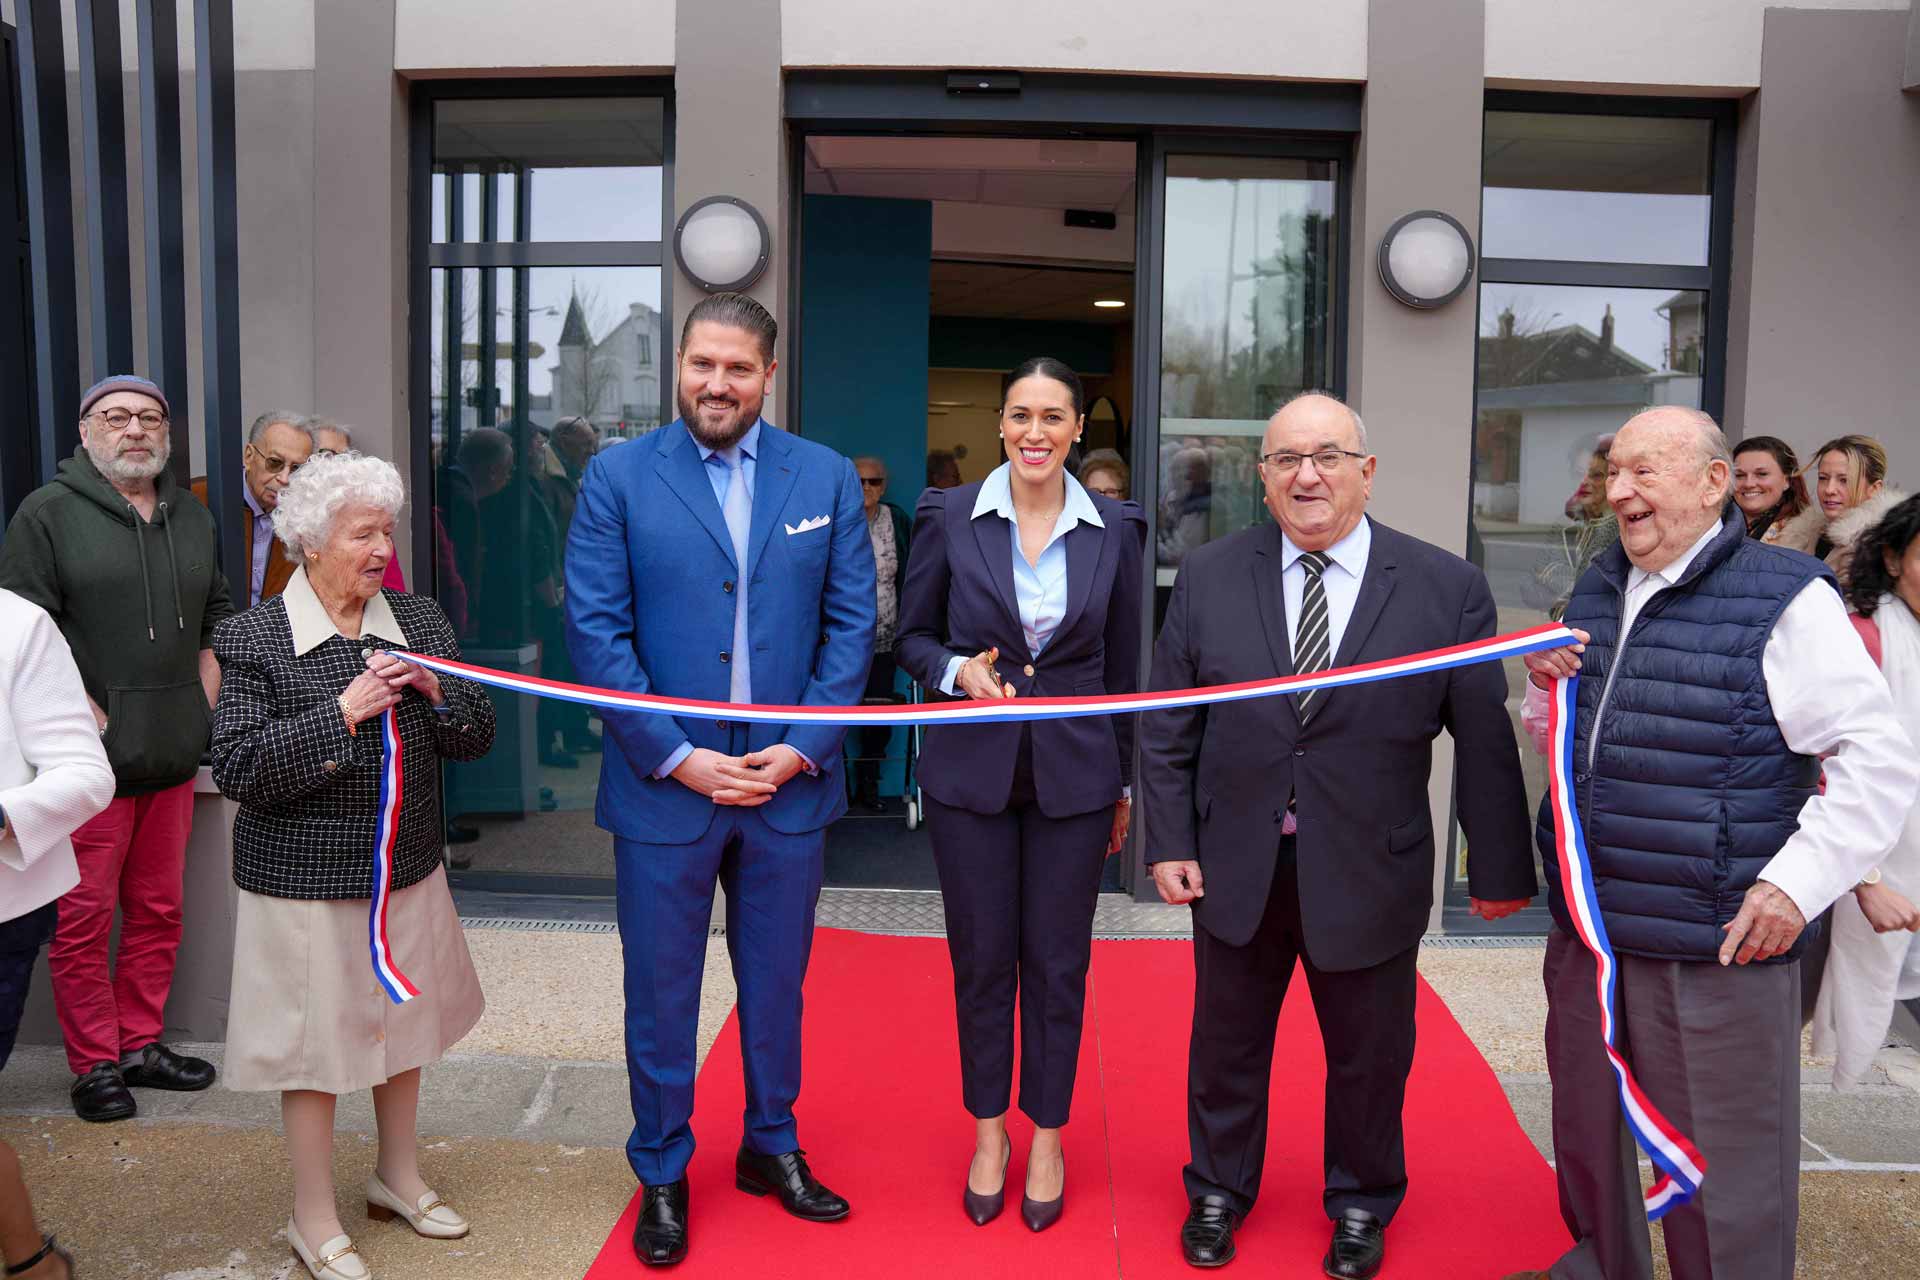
top-left (0, 375), bottom-right (233, 1123)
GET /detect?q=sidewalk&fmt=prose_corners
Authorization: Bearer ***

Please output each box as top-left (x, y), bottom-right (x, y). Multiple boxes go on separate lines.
top-left (3, 922), bottom-right (1916, 1279)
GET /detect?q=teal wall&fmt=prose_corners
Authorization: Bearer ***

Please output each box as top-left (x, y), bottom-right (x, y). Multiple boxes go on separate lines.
top-left (799, 194), bottom-right (932, 793)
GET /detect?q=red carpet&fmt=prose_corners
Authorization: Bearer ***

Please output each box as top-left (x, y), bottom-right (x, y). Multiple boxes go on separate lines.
top-left (585, 928), bottom-right (1569, 1279)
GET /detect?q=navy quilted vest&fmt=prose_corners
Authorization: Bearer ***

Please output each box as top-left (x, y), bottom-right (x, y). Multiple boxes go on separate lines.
top-left (1533, 510), bottom-right (1835, 962)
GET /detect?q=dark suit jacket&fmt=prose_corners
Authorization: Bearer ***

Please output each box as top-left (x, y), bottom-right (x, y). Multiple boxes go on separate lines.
top-left (897, 482), bottom-right (1146, 818)
top-left (191, 476), bottom-right (296, 602)
top-left (1138, 518), bottom-right (1534, 970)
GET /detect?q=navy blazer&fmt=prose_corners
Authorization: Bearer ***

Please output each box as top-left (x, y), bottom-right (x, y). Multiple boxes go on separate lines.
top-left (564, 421), bottom-right (877, 844)
top-left (1138, 519), bottom-right (1535, 970)
top-left (897, 481), bottom-right (1146, 818)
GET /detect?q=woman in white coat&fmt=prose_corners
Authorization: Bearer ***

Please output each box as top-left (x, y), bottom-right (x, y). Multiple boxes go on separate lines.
top-left (0, 588), bottom-right (118, 1278)
top-left (1812, 495), bottom-right (1920, 1089)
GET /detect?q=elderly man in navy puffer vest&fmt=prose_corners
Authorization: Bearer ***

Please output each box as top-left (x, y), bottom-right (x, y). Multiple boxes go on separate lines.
top-left (1503, 406), bottom-right (1917, 1280)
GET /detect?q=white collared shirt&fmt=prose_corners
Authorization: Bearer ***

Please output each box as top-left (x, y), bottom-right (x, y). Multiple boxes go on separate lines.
top-left (1521, 520), bottom-right (1918, 921)
top-left (283, 565), bottom-right (410, 656)
top-left (939, 463), bottom-right (1104, 693)
top-left (1280, 516), bottom-right (1372, 662)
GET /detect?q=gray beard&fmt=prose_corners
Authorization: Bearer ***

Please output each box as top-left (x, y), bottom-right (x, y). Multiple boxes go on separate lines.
top-left (89, 436), bottom-right (171, 485)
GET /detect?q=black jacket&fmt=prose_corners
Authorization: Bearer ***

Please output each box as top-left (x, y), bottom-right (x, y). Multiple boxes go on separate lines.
top-left (0, 448), bottom-right (234, 794)
top-left (1139, 518), bottom-right (1535, 970)
top-left (210, 590), bottom-right (494, 899)
top-left (896, 482), bottom-right (1145, 817)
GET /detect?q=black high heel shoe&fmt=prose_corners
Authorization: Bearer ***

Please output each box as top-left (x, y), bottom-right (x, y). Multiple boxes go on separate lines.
top-left (1021, 1151), bottom-right (1065, 1232)
top-left (963, 1146), bottom-right (1011, 1226)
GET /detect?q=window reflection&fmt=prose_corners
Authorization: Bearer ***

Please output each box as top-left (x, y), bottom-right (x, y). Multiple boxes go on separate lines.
top-left (1471, 282), bottom-right (1705, 839)
top-left (1156, 156), bottom-right (1336, 579)
top-left (1482, 112), bottom-right (1712, 266)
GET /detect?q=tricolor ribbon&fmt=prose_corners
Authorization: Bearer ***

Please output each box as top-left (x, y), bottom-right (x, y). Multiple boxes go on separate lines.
top-left (369, 705), bottom-right (421, 1005)
top-left (392, 622), bottom-right (1579, 726)
top-left (1546, 675), bottom-right (1706, 1218)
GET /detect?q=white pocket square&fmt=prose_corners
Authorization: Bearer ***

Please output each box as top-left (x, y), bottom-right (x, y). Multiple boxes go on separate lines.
top-left (784, 515), bottom-right (832, 535)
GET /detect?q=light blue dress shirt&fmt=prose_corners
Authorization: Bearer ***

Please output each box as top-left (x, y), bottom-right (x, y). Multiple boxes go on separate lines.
top-left (243, 482), bottom-right (273, 607)
top-left (653, 421), bottom-right (761, 780)
top-left (1279, 515), bottom-right (1372, 661)
top-left (939, 462), bottom-right (1105, 694)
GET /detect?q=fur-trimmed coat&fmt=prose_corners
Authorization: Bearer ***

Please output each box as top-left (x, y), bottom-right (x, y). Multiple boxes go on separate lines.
top-left (1765, 486), bottom-right (1907, 585)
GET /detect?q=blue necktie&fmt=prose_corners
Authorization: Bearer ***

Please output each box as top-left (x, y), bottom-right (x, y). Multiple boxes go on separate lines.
top-left (719, 449), bottom-right (752, 704)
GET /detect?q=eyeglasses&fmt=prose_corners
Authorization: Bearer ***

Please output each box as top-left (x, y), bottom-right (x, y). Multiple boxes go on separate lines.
top-left (1258, 449), bottom-right (1368, 474)
top-left (860, 477), bottom-right (886, 488)
top-left (313, 448), bottom-right (339, 459)
top-left (89, 409), bottom-right (169, 431)
top-left (245, 443), bottom-right (305, 476)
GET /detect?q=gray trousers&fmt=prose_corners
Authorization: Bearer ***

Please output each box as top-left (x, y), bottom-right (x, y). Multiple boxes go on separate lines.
top-left (1542, 927), bottom-right (1800, 1280)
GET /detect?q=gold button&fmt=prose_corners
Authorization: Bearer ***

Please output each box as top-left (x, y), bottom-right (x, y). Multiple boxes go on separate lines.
top-left (1023, 664), bottom-right (1035, 677)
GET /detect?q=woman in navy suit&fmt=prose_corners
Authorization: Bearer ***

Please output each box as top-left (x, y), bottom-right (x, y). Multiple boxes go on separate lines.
top-left (897, 357), bottom-right (1146, 1232)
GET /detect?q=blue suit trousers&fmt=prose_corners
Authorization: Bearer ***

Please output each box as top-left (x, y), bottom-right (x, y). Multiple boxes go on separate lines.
top-left (613, 808), bottom-right (825, 1186)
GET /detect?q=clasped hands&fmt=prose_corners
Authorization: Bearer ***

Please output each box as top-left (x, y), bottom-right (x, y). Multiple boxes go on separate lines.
top-left (339, 650), bottom-right (445, 730)
top-left (673, 744), bottom-right (807, 806)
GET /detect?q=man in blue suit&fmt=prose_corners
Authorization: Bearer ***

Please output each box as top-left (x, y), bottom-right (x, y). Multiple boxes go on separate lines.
top-left (565, 293), bottom-right (876, 1267)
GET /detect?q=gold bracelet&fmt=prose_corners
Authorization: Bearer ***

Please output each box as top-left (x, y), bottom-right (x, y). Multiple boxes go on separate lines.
top-left (337, 692), bottom-right (357, 737)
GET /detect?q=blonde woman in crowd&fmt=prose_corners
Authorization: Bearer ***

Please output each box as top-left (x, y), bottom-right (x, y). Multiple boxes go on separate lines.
top-left (209, 454), bottom-right (495, 1279)
top-left (1770, 434), bottom-right (1903, 582)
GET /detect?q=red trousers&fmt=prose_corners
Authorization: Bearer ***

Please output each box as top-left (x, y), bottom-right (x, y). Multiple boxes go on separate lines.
top-left (49, 781), bottom-right (194, 1073)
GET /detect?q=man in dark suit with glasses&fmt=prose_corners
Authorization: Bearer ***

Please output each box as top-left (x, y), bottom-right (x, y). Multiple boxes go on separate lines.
top-left (1140, 391), bottom-right (1536, 1278)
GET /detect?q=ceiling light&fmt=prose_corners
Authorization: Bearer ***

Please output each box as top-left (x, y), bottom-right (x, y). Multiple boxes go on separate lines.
top-left (1093, 299), bottom-right (1126, 309)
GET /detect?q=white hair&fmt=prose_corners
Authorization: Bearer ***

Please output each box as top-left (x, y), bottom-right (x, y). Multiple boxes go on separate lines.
top-left (1625, 405), bottom-right (1731, 468)
top-left (1281, 389), bottom-right (1368, 452)
top-left (306, 416), bottom-right (354, 449)
top-left (271, 452), bottom-right (404, 555)
top-left (248, 410), bottom-right (311, 444)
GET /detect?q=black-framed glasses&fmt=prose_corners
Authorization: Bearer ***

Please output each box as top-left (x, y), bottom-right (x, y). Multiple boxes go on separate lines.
top-left (1258, 449), bottom-right (1368, 474)
top-left (89, 408), bottom-right (169, 431)
top-left (859, 477), bottom-right (886, 488)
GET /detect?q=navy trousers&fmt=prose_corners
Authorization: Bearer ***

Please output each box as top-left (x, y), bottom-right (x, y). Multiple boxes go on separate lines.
top-left (614, 807), bottom-right (825, 1186)
top-left (0, 902), bottom-right (58, 1073)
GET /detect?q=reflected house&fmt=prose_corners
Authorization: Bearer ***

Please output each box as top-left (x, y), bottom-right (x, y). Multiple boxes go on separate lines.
top-left (1474, 305), bottom-right (1701, 526)
top-left (551, 292), bottom-right (665, 437)
top-left (1659, 292), bottom-right (1705, 375)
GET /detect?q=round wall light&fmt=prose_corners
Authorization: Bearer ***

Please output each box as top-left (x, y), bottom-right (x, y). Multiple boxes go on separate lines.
top-left (674, 195), bottom-right (771, 293)
top-left (1377, 210), bottom-right (1475, 309)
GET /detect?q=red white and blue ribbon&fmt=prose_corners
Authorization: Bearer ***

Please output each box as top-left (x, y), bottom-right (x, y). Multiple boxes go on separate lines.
top-left (369, 706), bottom-right (421, 1006)
top-left (1546, 675), bottom-right (1706, 1219)
top-left (393, 622), bottom-right (1579, 727)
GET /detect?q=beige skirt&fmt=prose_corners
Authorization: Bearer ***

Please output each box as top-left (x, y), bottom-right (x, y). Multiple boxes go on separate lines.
top-left (224, 866), bottom-right (485, 1094)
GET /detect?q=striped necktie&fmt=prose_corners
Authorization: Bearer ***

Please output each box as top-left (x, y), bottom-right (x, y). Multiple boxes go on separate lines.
top-left (1292, 551), bottom-right (1333, 720)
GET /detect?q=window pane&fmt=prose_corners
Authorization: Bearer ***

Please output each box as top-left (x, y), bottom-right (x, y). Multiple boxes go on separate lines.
top-left (430, 266), bottom-right (664, 882)
top-left (433, 98), bottom-right (666, 243)
top-left (1482, 111), bottom-right (1711, 265)
top-left (1468, 282), bottom-right (1705, 873)
top-left (1156, 156), bottom-right (1337, 580)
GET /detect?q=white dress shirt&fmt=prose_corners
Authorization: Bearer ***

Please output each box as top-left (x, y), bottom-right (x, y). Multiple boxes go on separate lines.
top-left (0, 589), bottom-right (117, 922)
top-left (1520, 519), bottom-right (1919, 921)
top-left (1280, 517), bottom-right (1372, 659)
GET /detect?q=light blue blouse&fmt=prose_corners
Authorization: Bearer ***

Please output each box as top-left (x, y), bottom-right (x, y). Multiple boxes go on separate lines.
top-left (939, 462), bottom-right (1105, 694)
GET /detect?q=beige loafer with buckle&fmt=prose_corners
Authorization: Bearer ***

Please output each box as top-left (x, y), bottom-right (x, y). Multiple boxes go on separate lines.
top-left (366, 1173), bottom-right (470, 1239)
top-left (289, 1217), bottom-right (370, 1280)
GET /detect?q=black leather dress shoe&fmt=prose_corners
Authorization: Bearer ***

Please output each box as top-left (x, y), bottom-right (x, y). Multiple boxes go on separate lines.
top-left (633, 1178), bottom-right (688, 1267)
top-left (71, 1063), bottom-right (136, 1122)
top-left (119, 1042), bottom-right (216, 1091)
top-left (1323, 1208), bottom-right (1386, 1279)
top-left (963, 1148), bottom-right (1010, 1226)
top-left (734, 1146), bottom-right (851, 1221)
top-left (1180, 1195), bottom-right (1241, 1268)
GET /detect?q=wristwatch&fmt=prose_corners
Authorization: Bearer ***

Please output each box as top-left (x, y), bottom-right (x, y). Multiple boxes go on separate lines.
top-left (1858, 866), bottom-right (1883, 888)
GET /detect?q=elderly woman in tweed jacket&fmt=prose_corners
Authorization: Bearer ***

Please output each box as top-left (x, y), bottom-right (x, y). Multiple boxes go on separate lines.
top-left (210, 452), bottom-right (494, 1280)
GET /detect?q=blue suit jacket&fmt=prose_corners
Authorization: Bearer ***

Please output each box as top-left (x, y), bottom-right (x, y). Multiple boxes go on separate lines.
top-left (564, 421), bottom-right (877, 844)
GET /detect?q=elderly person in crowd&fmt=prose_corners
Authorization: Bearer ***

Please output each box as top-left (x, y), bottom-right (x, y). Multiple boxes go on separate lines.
top-left (192, 409), bottom-right (315, 608)
top-left (210, 453), bottom-right (495, 1280)
top-left (1731, 435), bottom-right (1810, 543)
top-left (0, 374), bottom-right (231, 1123)
top-left (1769, 433), bottom-right (1903, 581)
top-left (1078, 448), bottom-right (1130, 501)
top-left (1, 589), bottom-right (117, 1280)
top-left (304, 419), bottom-right (408, 594)
top-left (1507, 407), bottom-right (1916, 1280)
top-left (850, 456), bottom-right (911, 811)
top-left (1808, 494), bottom-right (1920, 1089)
